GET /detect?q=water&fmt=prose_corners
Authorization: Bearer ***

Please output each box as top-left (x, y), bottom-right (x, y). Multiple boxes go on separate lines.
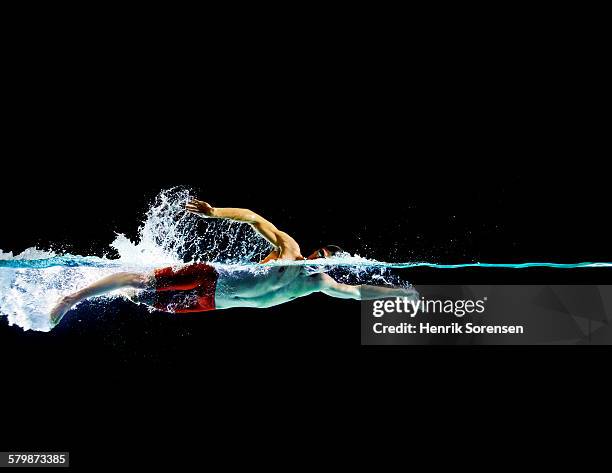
top-left (1, 188), bottom-right (611, 332)
top-left (3, 257), bottom-right (611, 271)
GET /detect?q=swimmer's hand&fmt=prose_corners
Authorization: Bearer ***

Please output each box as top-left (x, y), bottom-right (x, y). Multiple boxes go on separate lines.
top-left (49, 294), bottom-right (77, 328)
top-left (186, 199), bottom-right (216, 217)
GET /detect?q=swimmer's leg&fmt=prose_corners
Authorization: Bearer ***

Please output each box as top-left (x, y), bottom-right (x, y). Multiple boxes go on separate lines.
top-left (49, 272), bottom-right (151, 328)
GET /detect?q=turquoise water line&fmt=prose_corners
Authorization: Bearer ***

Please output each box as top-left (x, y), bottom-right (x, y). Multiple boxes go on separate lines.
top-left (1, 257), bottom-right (611, 270)
top-left (0, 256), bottom-right (117, 269)
top-left (380, 262), bottom-right (612, 269)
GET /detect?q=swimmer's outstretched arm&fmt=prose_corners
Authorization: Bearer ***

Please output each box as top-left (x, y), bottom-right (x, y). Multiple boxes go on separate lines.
top-left (186, 199), bottom-right (302, 259)
top-left (317, 274), bottom-right (417, 301)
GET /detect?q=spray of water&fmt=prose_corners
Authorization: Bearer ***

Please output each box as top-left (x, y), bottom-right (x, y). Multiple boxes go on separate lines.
top-left (1, 188), bottom-right (610, 332)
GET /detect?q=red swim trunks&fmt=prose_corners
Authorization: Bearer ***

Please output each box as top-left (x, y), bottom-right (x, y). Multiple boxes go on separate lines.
top-left (152, 263), bottom-right (218, 313)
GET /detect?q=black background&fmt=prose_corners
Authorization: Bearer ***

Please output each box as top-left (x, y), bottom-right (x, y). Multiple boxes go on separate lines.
top-left (1, 12), bottom-right (610, 469)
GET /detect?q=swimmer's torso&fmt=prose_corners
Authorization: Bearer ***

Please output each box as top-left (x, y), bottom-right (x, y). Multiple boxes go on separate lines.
top-left (215, 264), bottom-right (322, 309)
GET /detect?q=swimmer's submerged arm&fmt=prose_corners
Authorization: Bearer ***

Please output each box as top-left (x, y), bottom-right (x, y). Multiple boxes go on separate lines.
top-left (186, 199), bottom-right (301, 258)
top-left (318, 274), bottom-right (416, 300)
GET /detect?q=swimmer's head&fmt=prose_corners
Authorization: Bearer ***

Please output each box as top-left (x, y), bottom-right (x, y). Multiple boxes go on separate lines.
top-left (306, 245), bottom-right (344, 260)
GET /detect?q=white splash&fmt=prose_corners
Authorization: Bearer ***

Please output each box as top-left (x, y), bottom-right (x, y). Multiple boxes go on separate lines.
top-left (0, 188), bottom-right (273, 332)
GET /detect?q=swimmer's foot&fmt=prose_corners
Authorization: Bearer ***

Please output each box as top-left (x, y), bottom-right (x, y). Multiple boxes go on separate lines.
top-left (49, 295), bottom-right (77, 328)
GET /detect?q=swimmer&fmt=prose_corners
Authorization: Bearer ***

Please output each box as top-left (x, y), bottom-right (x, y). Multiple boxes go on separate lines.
top-left (49, 199), bottom-right (416, 327)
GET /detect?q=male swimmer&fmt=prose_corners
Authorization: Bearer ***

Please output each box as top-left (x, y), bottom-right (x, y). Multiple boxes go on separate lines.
top-left (49, 199), bottom-right (415, 327)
